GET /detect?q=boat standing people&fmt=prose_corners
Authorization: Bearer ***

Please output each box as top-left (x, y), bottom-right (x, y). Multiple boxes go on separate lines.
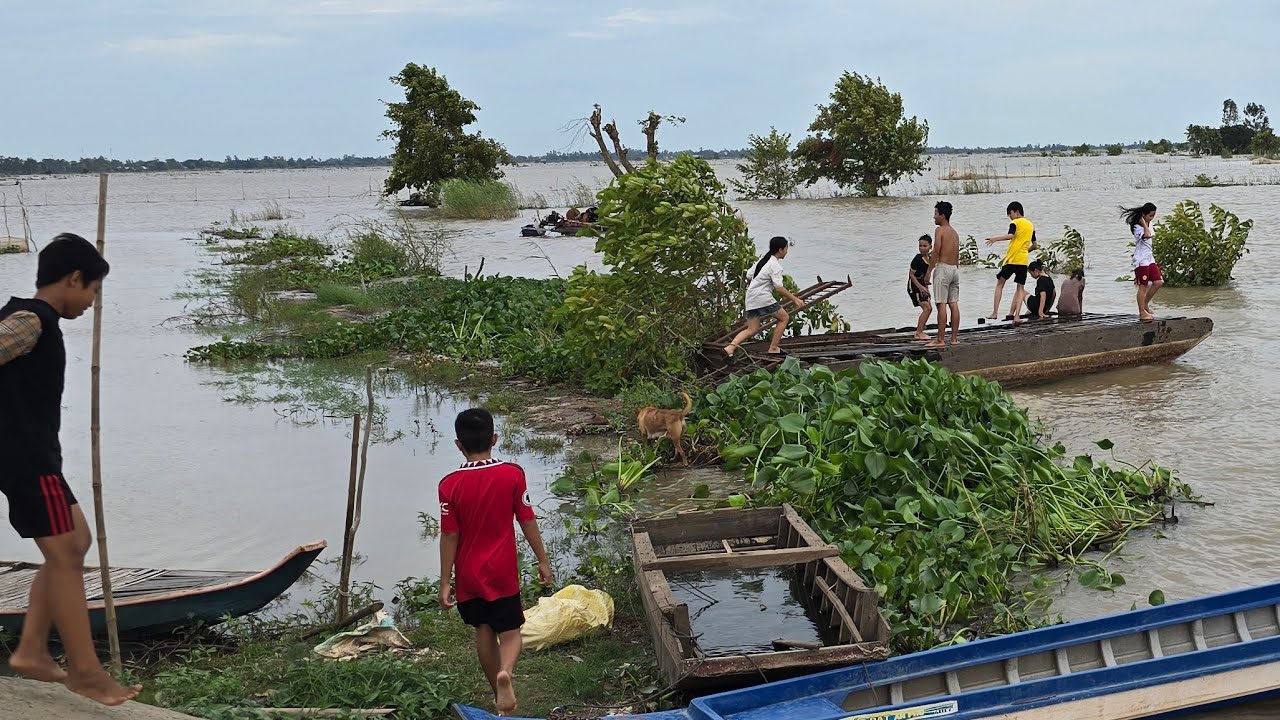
top-left (1058, 269), bottom-right (1085, 316)
top-left (1025, 260), bottom-right (1056, 319)
top-left (984, 201), bottom-right (1037, 323)
top-left (0, 234), bottom-right (142, 705)
top-left (725, 236), bottom-right (805, 357)
top-left (926, 202), bottom-right (961, 347)
top-left (908, 234), bottom-right (933, 340)
top-left (1121, 202), bottom-right (1162, 321)
top-left (437, 408), bottom-right (552, 716)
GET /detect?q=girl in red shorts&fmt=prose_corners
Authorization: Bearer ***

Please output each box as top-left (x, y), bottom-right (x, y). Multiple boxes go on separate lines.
top-left (1122, 202), bottom-right (1162, 321)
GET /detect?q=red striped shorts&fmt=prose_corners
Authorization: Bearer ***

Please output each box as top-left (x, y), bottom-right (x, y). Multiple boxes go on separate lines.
top-left (0, 473), bottom-right (79, 538)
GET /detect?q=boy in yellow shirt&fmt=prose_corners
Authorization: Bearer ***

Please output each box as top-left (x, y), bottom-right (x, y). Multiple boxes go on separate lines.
top-left (985, 201), bottom-right (1037, 323)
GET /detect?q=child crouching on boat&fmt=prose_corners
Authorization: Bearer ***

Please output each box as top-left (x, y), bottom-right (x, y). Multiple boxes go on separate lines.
top-left (438, 408), bottom-right (553, 716)
top-left (725, 236), bottom-right (805, 357)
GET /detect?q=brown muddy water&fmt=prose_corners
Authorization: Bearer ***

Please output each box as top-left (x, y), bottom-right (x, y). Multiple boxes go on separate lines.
top-left (2, 157), bottom-right (1279, 714)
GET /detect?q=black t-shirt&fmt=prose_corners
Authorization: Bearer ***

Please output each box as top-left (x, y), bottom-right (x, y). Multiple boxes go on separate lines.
top-left (909, 253), bottom-right (928, 291)
top-left (1034, 275), bottom-right (1056, 310)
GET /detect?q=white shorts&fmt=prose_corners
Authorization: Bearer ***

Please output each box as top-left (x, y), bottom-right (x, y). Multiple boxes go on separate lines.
top-left (933, 263), bottom-right (960, 304)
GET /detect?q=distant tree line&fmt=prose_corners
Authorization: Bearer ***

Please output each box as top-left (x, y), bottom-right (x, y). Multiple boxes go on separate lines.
top-left (0, 154), bottom-right (390, 177)
top-left (1184, 98), bottom-right (1277, 158)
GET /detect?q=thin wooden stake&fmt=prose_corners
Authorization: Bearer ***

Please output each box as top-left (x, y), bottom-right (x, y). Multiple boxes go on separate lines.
top-left (355, 366), bottom-right (375, 535)
top-left (338, 413), bottom-right (361, 621)
top-left (89, 173), bottom-right (122, 675)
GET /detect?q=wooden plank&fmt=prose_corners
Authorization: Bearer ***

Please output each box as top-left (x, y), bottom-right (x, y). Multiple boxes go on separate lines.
top-left (636, 507), bottom-right (782, 547)
top-left (683, 642), bottom-right (891, 682)
top-left (645, 570), bottom-right (694, 658)
top-left (815, 576), bottom-right (858, 645)
top-left (637, 569), bottom-right (688, 685)
top-left (641, 545), bottom-right (838, 573)
top-left (632, 532), bottom-right (659, 569)
top-left (721, 540), bottom-right (734, 554)
top-left (782, 504), bottom-right (828, 549)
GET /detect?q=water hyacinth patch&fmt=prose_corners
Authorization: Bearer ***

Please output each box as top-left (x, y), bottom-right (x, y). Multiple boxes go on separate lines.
top-left (691, 358), bottom-right (1190, 651)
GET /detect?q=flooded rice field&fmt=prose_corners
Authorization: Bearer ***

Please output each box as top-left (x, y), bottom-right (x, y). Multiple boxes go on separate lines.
top-left (2, 155), bottom-right (1278, 689)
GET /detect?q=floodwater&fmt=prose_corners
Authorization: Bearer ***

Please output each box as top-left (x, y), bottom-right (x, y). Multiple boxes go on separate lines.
top-left (666, 567), bottom-right (832, 657)
top-left (2, 156), bottom-right (1279, 715)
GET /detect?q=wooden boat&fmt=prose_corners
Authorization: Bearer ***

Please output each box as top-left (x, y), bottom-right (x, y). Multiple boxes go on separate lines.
top-left (455, 578), bottom-right (1280, 720)
top-left (632, 505), bottom-right (890, 689)
top-left (0, 540), bottom-right (326, 636)
top-left (703, 313), bottom-right (1213, 387)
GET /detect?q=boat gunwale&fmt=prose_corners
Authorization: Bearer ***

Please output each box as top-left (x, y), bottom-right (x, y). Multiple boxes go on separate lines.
top-left (0, 540), bottom-right (327, 614)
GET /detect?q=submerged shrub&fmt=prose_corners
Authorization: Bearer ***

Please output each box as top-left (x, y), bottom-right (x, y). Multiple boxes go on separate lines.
top-left (438, 179), bottom-right (519, 220)
top-left (1153, 200), bottom-right (1252, 286)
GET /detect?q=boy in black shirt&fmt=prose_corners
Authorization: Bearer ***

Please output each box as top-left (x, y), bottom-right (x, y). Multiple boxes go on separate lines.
top-left (1025, 260), bottom-right (1056, 319)
top-left (0, 234), bottom-right (141, 705)
top-left (908, 235), bottom-right (932, 340)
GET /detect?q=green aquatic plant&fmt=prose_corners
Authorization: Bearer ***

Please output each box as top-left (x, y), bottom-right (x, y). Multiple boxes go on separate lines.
top-left (1153, 200), bottom-right (1252, 286)
top-left (691, 358), bottom-right (1189, 651)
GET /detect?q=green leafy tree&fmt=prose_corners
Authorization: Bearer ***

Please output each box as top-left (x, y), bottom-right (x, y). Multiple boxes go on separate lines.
top-left (381, 64), bottom-right (510, 200)
top-left (1250, 127), bottom-right (1280, 158)
top-left (1244, 102), bottom-right (1271, 132)
top-left (729, 128), bottom-right (800, 200)
top-left (1073, 143), bottom-right (1092, 156)
top-left (554, 155), bottom-right (756, 391)
top-left (1104, 143), bottom-right (1123, 156)
top-left (1185, 124), bottom-right (1223, 156)
top-left (795, 72), bottom-right (929, 197)
top-left (1222, 98), bottom-right (1240, 126)
top-left (1145, 138), bottom-right (1173, 154)
top-left (1153, 201), bottom-right (1252, 286)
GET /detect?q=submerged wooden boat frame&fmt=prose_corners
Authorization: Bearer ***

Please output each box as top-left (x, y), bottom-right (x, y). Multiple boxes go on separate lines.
top-left (703, 313), bottom-right (1213, 387)
top-left (632, 505), bottom-right (890, 689)
top-left (0, 540), bottom-right (326, 636)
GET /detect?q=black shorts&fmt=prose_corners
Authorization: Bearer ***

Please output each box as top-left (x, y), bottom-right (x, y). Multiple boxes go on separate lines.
top-left (457, 593), bottom-right (525, 633)
top-left (0, 472), bottom-right (78, 538)
top-left (745, 302), bottom-right (782, 319)
top-left (908, 286), bottom-right (929, 307)
top-left (997, 264), bottom-right (1028, 285)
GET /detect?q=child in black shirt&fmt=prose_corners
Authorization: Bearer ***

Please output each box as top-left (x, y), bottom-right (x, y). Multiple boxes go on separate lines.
top-left (908, 235), bottom-right (932, 340)
top-left (1026, 260), bottom-right (1056, 319)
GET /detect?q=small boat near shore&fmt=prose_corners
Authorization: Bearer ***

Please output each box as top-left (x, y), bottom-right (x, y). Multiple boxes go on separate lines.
top-left (455, 579), bottom-right (1280, 720)
top-left (704, 313), bottom-right (1213, 387)
top-left (633, 505), bottom-right (890, 689)
top-left (0, 540), bottom-right (326, 636)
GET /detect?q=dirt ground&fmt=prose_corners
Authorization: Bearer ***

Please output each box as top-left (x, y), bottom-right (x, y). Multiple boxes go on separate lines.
top-left (0, 677), bottom-right (199, 720)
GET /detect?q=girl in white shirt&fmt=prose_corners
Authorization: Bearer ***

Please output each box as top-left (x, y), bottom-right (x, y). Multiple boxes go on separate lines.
top-left (1121, 202), bottom-right (1161, 321)
top-left (725, 236), bottom-right (805, 356)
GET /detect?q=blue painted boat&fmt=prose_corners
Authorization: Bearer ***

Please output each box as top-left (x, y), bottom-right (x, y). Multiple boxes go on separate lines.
top-left (455, 580), bottom-right (1280, 720)
top-left (0, 541), bottom-right (326, 636)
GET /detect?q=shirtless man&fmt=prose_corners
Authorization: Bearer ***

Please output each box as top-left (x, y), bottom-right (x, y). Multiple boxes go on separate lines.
top-left (927, 201), bottom-right (961, 347)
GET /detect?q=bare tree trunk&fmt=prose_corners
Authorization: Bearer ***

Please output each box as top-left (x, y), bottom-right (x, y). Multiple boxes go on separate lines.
top-left (643, 112), bottom-right (662, 162)
top-left (604, 121), bottom-right (636, 174)
top-left (589, 105), bottom-right (625, 178)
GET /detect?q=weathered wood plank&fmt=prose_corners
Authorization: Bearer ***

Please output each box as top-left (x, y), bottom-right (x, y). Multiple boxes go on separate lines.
top-left (641, 545), bottom-right (838, 573)
top-left (635, 507), bottom-right (782, 546)
top-left (684, 642), bottom-right (891, 681)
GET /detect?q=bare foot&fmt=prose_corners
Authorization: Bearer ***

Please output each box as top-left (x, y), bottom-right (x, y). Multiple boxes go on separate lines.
top-left (495, 670), bottom-right (517, 715)
top-left (950, 338), bottom-right (961, 345)
top-left (986, 314), bottom-right (998, 320)
top-left (723, 344), bottom-right (736, 357)
top-left (65, 671), bottom-right (142, 707)
top-left (8, 651), bottom-right (67, 683)
top-left (913, 332), bottom-right (930, 340)
top-left (924, 340), bottom-right (945, 348)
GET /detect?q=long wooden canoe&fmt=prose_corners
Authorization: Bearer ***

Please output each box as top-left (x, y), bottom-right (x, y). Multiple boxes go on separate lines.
top-left (633, 506), bottom-right (890, 689)
top-left (0, 540), bottom-right (326, 636)
top-left (456, 579), bottom-right (1280, 720)
top-left (702, 314), bottom-right (1213, 387)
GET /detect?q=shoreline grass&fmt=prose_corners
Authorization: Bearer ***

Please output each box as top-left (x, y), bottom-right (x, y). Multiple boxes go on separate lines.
top-left (438, 179), bottom-right (519, 220)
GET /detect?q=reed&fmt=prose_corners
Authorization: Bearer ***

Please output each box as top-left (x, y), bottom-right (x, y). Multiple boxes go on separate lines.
top-left (438, 179), bottom-right (519, 219)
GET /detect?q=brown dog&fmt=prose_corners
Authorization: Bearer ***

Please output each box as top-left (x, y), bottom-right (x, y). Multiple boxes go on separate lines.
top-left (636, 391), bottom-right (692, 466)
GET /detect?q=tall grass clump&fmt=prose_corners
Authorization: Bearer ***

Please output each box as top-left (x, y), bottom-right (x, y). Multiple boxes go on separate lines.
top-left (693, 359), bottom-right (1190, 651)
top-left (438, 179), bottom-right (519, 219)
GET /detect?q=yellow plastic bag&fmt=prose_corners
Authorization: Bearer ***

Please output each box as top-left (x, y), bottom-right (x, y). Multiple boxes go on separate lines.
top-left (520, 584), bottom-right (615, 651)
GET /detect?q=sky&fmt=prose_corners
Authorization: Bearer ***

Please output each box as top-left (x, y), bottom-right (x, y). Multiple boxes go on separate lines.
top-left (3, 0), bottom-right (1279, 159)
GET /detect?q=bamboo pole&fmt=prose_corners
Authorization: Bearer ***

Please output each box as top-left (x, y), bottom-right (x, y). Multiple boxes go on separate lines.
top-left (337, 413), bottom-right (360, 621)
top-left (90, 173), bottom-right (122, 674)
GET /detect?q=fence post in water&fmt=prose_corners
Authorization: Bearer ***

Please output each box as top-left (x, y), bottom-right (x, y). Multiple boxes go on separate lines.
top-left (338, 413), bottom-right (361, 621)
top-left (90, 173), bottom-right (123, 675)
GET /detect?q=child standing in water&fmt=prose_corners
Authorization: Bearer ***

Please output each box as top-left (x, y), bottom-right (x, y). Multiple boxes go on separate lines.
top-left (725, 236), bottom-right (805, 357)
top-left (908, 235), bottom-right (932, 340)
top-left (1121, 202), bottom-right (1161, 320)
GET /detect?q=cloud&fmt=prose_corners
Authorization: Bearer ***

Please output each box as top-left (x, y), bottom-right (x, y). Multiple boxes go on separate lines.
top-left (116, 0), bottom-right (509, 19)
top-left (106, 33), bottom-right (298, 55)
top-left (564, 5), bottom-right (728, 39)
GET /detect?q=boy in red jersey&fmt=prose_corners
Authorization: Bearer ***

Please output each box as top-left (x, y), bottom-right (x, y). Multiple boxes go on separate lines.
top-left (438, 408), bottom-right (552, 716)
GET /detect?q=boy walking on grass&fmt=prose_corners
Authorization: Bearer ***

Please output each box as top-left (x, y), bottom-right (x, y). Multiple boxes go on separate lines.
top-left (0, 234), bottom-right (141, 706)
top-left (438, 408), bottom-right (552, 716)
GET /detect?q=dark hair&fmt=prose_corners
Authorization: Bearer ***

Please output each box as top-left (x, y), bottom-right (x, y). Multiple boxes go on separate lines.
top-left (752, 236), bottom-right (790, 279)
top-left (1120, 202), bottom-right (1158, 229)
top-left (917, 234), bottom-right (932, 244)
top-left (1028, 259), bottom-right (1044, 273)
top-left (1006, 201), bottom-right (1024, 216)
top-left (934, 201), bottom-right (952, 220)
top-left (455, 408), bottom-right (495, 453)
top-left (1070, 268), bottom-right (1085, 280)
top-left (36, 233), bottom-right (110, 289)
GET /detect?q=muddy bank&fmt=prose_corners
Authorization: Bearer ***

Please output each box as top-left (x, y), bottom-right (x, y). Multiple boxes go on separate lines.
top-left (0, 678), bottom-right (198, 720)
